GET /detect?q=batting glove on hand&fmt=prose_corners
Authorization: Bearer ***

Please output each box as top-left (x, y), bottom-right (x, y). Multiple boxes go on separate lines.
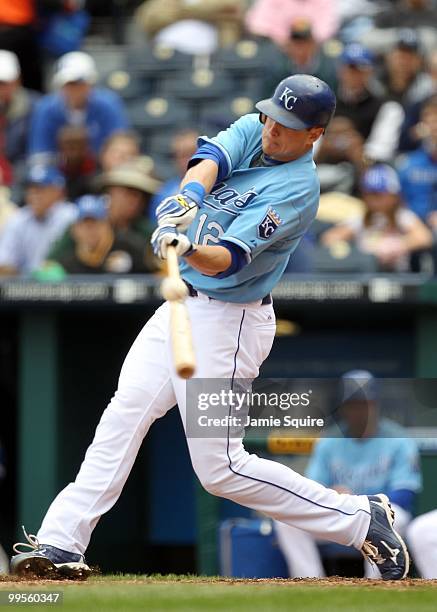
top-left (151, 224), bottom-right (195, 260)
top-left (155, 183), bottom-right (204, 231)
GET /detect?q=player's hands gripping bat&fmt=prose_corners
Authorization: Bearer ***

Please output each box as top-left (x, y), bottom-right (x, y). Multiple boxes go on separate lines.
top-left (160, 245), bottom-right (196, 379)
top-left (151, 224), bottom-right (195, 260)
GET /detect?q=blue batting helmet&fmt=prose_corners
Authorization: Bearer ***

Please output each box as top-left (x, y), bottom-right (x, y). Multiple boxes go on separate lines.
top-left (255, 74), bottom-right (336, 130)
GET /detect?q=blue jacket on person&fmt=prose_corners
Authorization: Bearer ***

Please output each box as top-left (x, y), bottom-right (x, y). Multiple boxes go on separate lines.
top-left (28, 87), bottom-right (129, 163)
top-left (398, 147), bottom-right (437, 221)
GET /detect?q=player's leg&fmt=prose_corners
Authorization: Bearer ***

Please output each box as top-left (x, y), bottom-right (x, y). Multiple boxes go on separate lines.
top-left (11, 303), bottom-right (176, 577)
top-left (174, 298), bottom-right (408, 579)
top-left (174, 298), bottom-right (370, 545)
top-left (0, 543), bottom-right (8, 574)
top-left (406, 509), bottom-right (437, 578)
top-left (274, 520), bottom-right (325, 577)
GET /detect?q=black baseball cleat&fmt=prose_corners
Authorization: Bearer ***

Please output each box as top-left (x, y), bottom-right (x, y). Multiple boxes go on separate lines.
top-left (10, 527), bottom-right (91, 580)
top-left (361, 494), bottom-right (409, 580)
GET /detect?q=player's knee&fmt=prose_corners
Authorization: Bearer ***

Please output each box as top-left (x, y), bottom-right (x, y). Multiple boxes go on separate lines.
top-left (195, 465), bottom-right (236, 497)
top-left (104, 386), bottom-right (166, 426)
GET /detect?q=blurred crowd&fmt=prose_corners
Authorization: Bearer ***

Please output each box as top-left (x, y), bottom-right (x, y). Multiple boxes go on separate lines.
top-left (0, 0), bottom-right (436, 276)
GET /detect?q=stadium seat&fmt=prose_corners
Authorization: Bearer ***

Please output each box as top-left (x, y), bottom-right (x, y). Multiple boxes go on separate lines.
top-left (158, 68), bottom-right (234, 102)
top-left (199, 96), bottom-right (256, 134)
top-left (212, 39), bottom-right (282, 75)
top-left (145, 132), bottom-right (177, 158)
top-left (313, 244), bottom-right (378, 273)
top-left (102, 70), bottom-right (151, 100)
top-left (126, 97), bottom-right (194, 134)
top-left (125, 43), bottom-right (193, 77)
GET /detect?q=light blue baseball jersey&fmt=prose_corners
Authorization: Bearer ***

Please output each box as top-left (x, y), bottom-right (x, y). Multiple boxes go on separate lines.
top-left (306, 418), bottom-right (422, 496)
top-left (179, 113), bottom-right (320, 302)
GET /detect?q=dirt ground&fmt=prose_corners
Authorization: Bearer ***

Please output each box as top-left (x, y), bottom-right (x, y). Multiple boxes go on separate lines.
top-left (1, 575), bottom-right (437, 589)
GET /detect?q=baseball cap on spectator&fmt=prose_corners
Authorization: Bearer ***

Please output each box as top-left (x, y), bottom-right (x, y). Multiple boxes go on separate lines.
top-left (396, 28), bottom-right (420, 52)
top-left (26, 165), bottom-right (66, 188)
top-left (290, 19), bottom-right (313, 40)
top-left (53, 52), bottom-right (98, 88)
top-left (340, 370), bottom-right (378, 404)
top-left (361, 164), bottom-right (401, 194)
top-left (0, 50), bottom-right (20, 82)
top-left (76, 195), bottom-right (108, 220)
top-left (340, 43), bottom-right (373, 68)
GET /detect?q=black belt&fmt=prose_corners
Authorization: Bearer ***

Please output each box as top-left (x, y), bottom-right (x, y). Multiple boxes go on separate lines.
top-left (183, 281), bottom-right (272, 305)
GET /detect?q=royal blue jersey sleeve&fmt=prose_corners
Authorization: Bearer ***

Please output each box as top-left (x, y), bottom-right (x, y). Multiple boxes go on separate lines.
top-left (197, 114), bottom-right (261, 177)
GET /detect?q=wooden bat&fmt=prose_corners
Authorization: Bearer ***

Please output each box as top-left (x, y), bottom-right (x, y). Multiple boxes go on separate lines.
top-left (161, 246), bottom-right (196, 379)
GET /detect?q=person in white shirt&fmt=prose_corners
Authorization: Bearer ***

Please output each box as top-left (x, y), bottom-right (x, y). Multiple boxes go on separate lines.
top-left (0, 166), bottom-right (76, 275)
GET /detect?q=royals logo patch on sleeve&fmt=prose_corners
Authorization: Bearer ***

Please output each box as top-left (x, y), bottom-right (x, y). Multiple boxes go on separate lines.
top-left (258, 208), bottom-right (282, 240)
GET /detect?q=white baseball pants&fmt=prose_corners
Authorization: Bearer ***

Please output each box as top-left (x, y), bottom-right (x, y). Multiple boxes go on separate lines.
top-left (407, 509), bottom-right (437, 578)
top-left (275, 503), bottom-right (411, 578)
top-left (37, 295), bottom-right (371, 555)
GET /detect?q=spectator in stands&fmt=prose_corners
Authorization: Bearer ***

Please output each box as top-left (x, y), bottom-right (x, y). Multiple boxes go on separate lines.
top-left (261, 20), bottom-right (338, 100)
top-left (0, 166), bottom-right (75, 276)
top-left (360, 0), bottom-right (437, 55)
top-left (407, 509), bottom-right (437, 578)
top-left (275, 370), bottom-right (422, 578)
top-left (399, 49), bottom-right (437, 151)
top-left (0, 50), bottom-right (39, 190)
top-left (58, 126), bottom-right (97, 200)
top-left (0, 187), bottom-right (17, 237)
top-left (0, 0), bottom-right (42, 91)
top-left (398, 95), bottom-right (437, 227)
top-left (150, 129), bottom-right (199, 219)
top-left (47, 195), bottom-right (155, 274)
top-left (245, 0), bottom-right (338, 47)
top-left (335, 43), bottom-right (404, 162)
top-left (28, 51), bottom-right (129, 167)
top-left (379, 29), bottom-right (434, 108)
top-left (135, 0), bottom-right (246, 53)
top-left (99, 131), bottom-right (141, 173)
top-left (102, 157), bottom-right (161, 239)
top-left (315, 116), bottom-right (365, 195)
top-left (321, 164), bottom-right (433, 272)
top-left (50, 157), bottom-right (161, 266)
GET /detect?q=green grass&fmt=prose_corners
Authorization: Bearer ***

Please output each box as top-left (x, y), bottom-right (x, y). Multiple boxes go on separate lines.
top-left (1, 575), bottom-right (437, 611)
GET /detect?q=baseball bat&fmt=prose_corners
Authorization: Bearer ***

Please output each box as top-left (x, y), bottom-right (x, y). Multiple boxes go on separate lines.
top-left (163, 246), bottom-right (196, 379)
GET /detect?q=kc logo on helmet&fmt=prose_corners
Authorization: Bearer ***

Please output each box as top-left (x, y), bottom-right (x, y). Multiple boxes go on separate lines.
top-left (279, 87), bottom-right (298, 110)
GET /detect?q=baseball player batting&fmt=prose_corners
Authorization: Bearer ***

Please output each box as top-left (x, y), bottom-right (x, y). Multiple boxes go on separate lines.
top-left (11, 75), bottom-right (409, 580)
